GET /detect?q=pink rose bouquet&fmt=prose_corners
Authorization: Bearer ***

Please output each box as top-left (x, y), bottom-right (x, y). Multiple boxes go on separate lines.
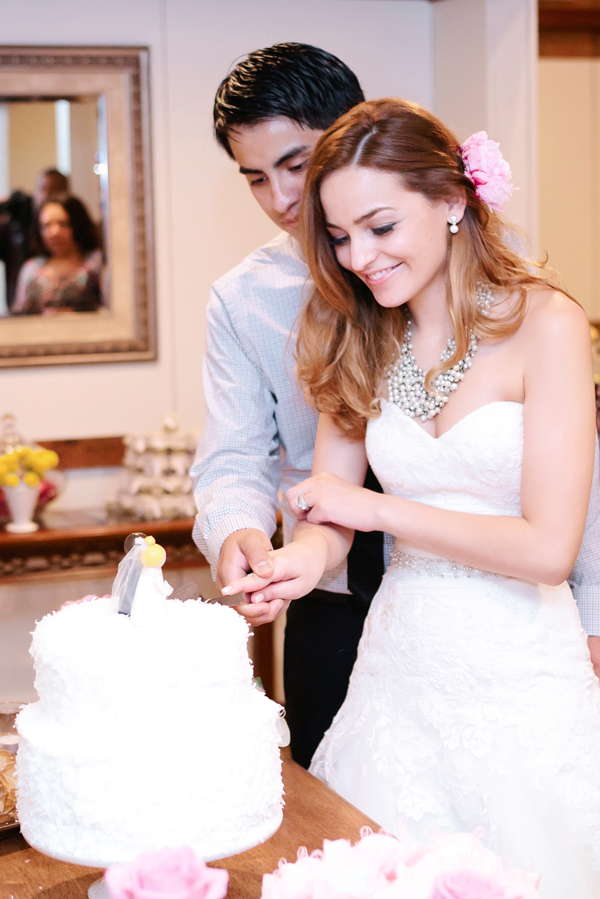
top-left (430, 870), bottom-right (506, 899)
top-left (460, 132), bottom-right (513, 213)
top-left (104, 846), bottom-right (229, 899)
top-left (261, 828), bottom-right (540, 899)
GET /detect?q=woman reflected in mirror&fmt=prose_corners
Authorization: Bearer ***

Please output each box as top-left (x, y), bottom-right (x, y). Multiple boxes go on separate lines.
top-left (11, 193), bottom-right (103, 316)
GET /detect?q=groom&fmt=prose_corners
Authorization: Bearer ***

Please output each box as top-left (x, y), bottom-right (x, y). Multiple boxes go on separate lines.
top-left (192, 44), bottom-right (387, 768)
top-left (192, 43), bottom-right (600, 768)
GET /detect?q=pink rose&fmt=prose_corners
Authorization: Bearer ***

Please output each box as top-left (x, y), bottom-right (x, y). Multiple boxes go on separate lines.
top-left (104, 846), bottom-right (229, 899)
top-left (460, 131), bottom-right (513, 213)
top-left (430, 870), bottom-right (506, 899)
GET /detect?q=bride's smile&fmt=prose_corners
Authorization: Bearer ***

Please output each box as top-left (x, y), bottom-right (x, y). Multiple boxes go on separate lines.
top-left (362, 262), bottom-right (400, 286)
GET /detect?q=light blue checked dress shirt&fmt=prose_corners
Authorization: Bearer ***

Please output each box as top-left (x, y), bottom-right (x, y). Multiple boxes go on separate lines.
top-left (191, 231), bottom-right (600, 635)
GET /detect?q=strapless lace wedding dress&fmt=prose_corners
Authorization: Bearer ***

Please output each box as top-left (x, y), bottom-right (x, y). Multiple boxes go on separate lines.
top-left (310, 400), bottom-right (600, 899)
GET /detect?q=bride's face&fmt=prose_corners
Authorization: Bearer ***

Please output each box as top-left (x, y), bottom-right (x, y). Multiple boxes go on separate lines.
top-left (320, 166), bottom-right (465, 310)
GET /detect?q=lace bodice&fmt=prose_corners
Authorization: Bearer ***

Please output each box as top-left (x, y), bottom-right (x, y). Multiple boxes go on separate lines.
top-left (366, 399), bottom-right (524, 518)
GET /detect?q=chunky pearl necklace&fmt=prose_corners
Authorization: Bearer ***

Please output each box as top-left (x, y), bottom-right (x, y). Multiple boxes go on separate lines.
top-left (387, 321), bottom-right (479, 421)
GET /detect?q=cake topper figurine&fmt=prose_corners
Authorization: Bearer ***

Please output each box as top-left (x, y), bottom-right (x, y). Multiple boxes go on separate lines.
top-left (113, 532), bottom-right (244, 618)
top-left (113, 534), bottom-right (146, 616)
top-left (113, 533), bottom-right (173, 625)
top-left (130, 536), bottom-right (173, 628)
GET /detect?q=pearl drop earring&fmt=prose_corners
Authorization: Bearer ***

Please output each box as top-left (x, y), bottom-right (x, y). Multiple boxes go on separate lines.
top-left (448, 215), bottom-right (459, 234)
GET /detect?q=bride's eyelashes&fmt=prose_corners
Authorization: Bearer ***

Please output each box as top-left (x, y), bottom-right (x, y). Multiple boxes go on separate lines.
top-left (372, 223), bottom-right (396, 237)
top-left (327, 222), bottom-right (397, 247)
top-left (329, 234), bottom-right (349, 247)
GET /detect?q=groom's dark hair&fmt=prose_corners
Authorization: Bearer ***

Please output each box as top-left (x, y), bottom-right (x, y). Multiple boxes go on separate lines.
top-left (213, 43), bottom-right (365, 158)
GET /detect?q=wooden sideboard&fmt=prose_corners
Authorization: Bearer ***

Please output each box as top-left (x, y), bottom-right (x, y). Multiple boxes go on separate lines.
top-left (0, 511), bottom-right (203, 581)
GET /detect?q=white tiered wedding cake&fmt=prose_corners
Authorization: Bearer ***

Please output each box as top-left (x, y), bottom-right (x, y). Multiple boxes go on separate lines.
top-left (16, 537), bottom-right (284, 866)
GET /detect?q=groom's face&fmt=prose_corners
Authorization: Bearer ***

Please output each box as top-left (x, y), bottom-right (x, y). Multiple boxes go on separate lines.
top-left (228, 116), bottom-right (324, 235)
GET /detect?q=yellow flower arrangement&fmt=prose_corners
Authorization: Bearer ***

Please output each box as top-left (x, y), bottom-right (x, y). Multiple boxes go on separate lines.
top-left (0, 446), bottom-right (59, 488)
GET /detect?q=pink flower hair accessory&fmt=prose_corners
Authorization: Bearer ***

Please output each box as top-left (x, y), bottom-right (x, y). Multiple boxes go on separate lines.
top-left (460, 132), bottom-right (513, 213)
top-left (104, 846), bottom-right (229, 899)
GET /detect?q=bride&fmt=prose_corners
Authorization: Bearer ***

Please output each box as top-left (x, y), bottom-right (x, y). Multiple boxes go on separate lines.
top-left (224, 98), bottom-right (600, 897)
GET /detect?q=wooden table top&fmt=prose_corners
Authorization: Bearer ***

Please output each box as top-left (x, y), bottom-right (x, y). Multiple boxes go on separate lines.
top-left (0, 756), bottom-right (378, 899)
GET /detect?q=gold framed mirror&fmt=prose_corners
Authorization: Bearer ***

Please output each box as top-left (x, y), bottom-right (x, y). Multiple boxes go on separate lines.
top-left (0, 46), bottom-right (156, 367)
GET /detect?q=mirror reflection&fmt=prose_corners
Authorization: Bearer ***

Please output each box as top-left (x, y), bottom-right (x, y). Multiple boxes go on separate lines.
top-left (0, 96), bottom-right (108, 316)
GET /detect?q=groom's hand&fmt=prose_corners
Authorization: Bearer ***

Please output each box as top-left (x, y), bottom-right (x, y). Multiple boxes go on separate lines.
top-left (216, 528), bottom-right (274, 592)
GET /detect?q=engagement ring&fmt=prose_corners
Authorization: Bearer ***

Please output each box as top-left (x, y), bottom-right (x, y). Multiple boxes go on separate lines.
top-left (296, 494), bottom-right (309, 512)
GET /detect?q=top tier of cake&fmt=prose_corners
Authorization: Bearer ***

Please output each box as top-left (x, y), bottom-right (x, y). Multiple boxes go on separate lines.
top-left (30, 596), bottom-right (254, 728)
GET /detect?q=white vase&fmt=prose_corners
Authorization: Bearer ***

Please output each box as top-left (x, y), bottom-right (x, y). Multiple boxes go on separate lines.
top-left (4, 482), bottom-right (40, 533)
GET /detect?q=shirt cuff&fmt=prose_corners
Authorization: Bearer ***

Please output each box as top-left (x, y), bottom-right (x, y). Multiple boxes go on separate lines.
top-left (570, 585), bottom-right (600, 637)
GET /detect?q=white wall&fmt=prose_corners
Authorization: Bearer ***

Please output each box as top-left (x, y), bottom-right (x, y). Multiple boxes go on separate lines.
top-left (434, 0), bottom-right (538, 244)
top-left (538, 58), bottom-right (600, 320)
top-left (0, 0), bottom-right (434, 442)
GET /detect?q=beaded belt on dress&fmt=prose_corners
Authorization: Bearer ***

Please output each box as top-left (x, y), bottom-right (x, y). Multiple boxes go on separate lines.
top-left (390, 547), bottom-right (499, 579)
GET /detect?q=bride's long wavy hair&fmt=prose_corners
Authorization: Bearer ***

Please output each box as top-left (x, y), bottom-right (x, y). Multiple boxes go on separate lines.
top-left (297, 98), bottom-right (567, 439)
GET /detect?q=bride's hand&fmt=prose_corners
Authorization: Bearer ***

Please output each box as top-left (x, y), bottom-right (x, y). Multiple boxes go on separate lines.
top-left (222, 541), bottom-right (328, 625)
top-left (232, 596), bottom-right (292, 626)
top-left (288, 472), bottom-right (380, 531)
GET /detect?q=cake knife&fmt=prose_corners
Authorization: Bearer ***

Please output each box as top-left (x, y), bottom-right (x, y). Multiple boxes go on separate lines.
top-left (171, 581), bottom-right (246, 607)
top-left (204, 591), bottom-right (246, 607)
